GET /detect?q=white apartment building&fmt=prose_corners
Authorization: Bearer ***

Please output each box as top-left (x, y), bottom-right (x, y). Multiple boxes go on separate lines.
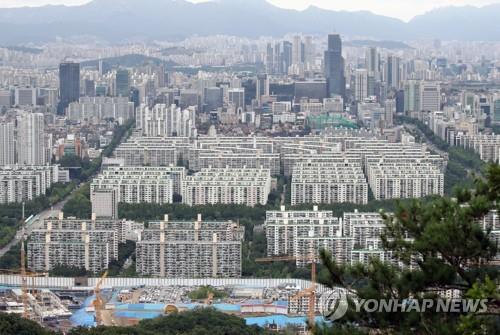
top-left (367, 162), bottom-right (444, 200)
top-left (136, 104), bottom-right (197, 137)
top-left (114, 136), bottom-right (191, 167)
top-left (67, 97), bottom-right (135, 123)
top-left (0, 122), bottom-right (15, 166)
top-left (265, 206), bottom-right (352, 266)
top-left (354, 69), bottom-right (368, 101)
top-left (182, 166), bottom-right (272, 207)
top-left (91, 166), bottom-right (185, 205)
top-left (16, 112), bottom-right (47, 166)
top-left (0, 165), bottom-right (60, 204)
top-left (291, 161), bottom-right (368, 205)
top-left (136, 215), bottom-right (244, 278)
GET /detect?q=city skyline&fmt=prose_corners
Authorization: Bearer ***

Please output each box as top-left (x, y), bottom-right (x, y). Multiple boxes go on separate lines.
top-left (0, 0), bottom-right (498, 21)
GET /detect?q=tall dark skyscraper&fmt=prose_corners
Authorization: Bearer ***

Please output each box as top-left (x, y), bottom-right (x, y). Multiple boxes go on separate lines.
top-left (282, 41), bottom-right (292, 75)
top-left (58, 62), bottom-right (80, 114)
top-left (115, 69), bottom-right (130, 97)
top-left (324, 34), bottom-right (345, 99)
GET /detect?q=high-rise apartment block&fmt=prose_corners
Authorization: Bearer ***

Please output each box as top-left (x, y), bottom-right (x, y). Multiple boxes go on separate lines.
top-left (67, 97), bottom-right (135, 123)
top-left (291, 161), bottom-right (368, 205)
top-left (0, 122), bottom-right (15, 166)
top-left (182, 166), bottom-right (272, 207)
top-left (0, 165), bottom-right (60, 204)
top-left (265, 206), bottom-right (352, 266)
top-left (28, 214), bottom-right (120, 274)
top-left (91, 166), bottom-right (185, 205)
top-left (136, 104), bottom-right (197, 138)
top-left (136, 215), bottom-right (244, 278)
top-left (16, 112), bottom-right (47, 166)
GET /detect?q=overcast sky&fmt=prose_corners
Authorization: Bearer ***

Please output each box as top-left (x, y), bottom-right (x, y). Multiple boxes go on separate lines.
top-left (0, 0), bottom-right (497, 21)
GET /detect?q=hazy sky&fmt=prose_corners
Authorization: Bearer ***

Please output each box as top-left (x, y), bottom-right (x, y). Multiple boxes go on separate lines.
top-left (0, 0), bottom-right (498, 21)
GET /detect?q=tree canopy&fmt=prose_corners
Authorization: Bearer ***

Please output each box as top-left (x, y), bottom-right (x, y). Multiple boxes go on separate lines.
top-left (317, 164), bottom-right (500, 334)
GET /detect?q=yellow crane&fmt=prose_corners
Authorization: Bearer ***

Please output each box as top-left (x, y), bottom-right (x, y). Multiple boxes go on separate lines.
top-left (256, 255), bottom-right (317, 331)
top-left (93, 271), bottom-right (108, 326)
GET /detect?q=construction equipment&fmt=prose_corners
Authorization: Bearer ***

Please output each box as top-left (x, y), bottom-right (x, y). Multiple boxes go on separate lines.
top-left (204, 292), bottom-right (214, 305)
top-left (256, 255), bottom-right (317, 331)
top-left (0, 269), bottom-right (48, 319)
top-left (164, 305), bottom-right (179, 314)
top-left (93, 271), bottom-right (108, 326)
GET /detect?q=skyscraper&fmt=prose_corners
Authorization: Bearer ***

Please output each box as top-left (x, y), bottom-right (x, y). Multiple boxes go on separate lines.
top-left (266, 43), bottom-right (274, 74)
top-left (58, 62), bottom-right (80, 114)
top-left (385, 55), bottom-right (401, 89)
top-left (404, 80), bottom-right (421, 113)
top-left (228, 88), bottom-right (245, 112)
top-left (303, 36), bottom-right (315, 70)
top-left (292, 35), bottom-right (302, 66)
top-left (16, 112), bottom-right (46, 166)
top-left (115, 69), bottom-right (130, 97)
top-left (282, 41), bottom-right (292, 74)
top-left (0, 122), bottom-right (15, 166)
top-left (355, 69), bottom-right (369, 102)
top-left (324, 34), bottom-right (346, 99)
top-left (365, 47), bottom-right (380, 78)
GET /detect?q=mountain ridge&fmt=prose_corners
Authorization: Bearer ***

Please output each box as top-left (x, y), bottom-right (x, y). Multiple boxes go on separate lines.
top-left (0, 0), bottom-right (498, 44)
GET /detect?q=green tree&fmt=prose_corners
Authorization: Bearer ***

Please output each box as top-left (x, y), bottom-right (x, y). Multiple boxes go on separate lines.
top-left (0, 313), bottom-right (54, 335)
top-left (317, 164), bottom-right (500, 334)
top-left (69, 308), bottom-right (267, 335)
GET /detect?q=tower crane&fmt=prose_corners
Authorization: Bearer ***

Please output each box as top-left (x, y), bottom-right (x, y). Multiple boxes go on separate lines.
top-left (93, 271), bottom-right (108, 326)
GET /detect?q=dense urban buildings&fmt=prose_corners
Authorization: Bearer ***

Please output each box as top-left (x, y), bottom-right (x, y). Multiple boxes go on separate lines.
top-left (1, 8), bottom-right (499, 332)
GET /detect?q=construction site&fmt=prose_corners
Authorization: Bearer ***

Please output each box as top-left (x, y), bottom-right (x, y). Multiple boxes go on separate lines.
top-left (0, 273), bottom-right (343, 333)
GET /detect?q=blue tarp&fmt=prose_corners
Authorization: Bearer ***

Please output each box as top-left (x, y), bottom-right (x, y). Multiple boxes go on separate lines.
top-left (70, 296), bottom-right (95, 327)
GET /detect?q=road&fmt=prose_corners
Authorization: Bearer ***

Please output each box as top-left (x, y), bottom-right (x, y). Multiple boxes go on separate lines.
top-left (0, 185), bottom-right (80, 258)
top-left (402, 123), bottom-right (449, 160)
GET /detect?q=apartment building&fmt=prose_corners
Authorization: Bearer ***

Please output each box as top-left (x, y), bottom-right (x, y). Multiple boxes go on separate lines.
top-left (136, 104), bottom-right (197, 138)
top-left (91, 166), bottom-right (185, 205)
top-left (114, 136), bottom-right (191, 167)
top-left (291, 161), bottom-right (368, 205)
top-left (182, 166), bottom-right (272, 207)
top-left (0, 165), bottom-right (60, 204)
top-left (265, 206), bottom-right (353, 267)
top-left (67, 97), bottom-right (135, 123)
top-left (136, 214), bottom-right (244, 278)
top-left (27, 213), bottom-right (120, 274)
top-left (367, 162), bottom-right (444, 200)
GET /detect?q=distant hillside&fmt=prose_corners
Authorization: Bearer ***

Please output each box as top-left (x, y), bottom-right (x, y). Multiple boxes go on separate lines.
top-left (0, 45), bottom-right (43, 54)
top-left (344, 40), bottom-right (413, 49)
top-left (0, 0), bottom-right (498, 43)
top-left (81, 54), bottom-right (177, 68)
